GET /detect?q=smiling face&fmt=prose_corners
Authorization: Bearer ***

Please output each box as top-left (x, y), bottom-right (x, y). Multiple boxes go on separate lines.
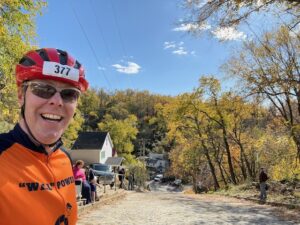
top-left (18, 79), bottom-right (79, 145)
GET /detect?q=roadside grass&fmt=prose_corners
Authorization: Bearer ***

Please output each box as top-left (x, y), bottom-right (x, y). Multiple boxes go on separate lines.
top-left (215, 182), bottom-right (300, 206)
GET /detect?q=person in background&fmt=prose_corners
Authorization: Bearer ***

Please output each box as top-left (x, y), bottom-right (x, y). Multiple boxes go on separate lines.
top-left (259, 167), bottom-right (269, 202)
top-left (85, 165), bottom-right (97, 202)
top-left (73, 160), bottom-right (92, 204)
top-left (127, 171), bottom-right (134, 191)
top-left (118, 167), bottom-right (125, 189)
top-left (0, 48), bottom-right (89, 225)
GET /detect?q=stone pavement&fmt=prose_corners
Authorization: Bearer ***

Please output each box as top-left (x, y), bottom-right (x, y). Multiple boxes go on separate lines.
top-left (78, 185), bottom-right (127, 217)
top-left (77, 190), bottom-right (300, 225)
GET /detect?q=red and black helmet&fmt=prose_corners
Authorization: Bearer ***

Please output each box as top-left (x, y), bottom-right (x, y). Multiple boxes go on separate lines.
top-left (16, 48), bottom-right (89, 92)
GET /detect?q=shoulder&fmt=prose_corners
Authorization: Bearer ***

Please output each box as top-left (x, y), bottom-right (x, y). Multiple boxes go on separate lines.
top-left (59, 147), bottom-right (73, 166)
top-left (0, 132), bottom-right (15, 155)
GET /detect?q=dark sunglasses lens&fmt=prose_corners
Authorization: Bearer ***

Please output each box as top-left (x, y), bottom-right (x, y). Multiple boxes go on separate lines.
top-left (60, 89), bottom-right (80, 102)
top-left (30, 83), bottom-right (56, 99)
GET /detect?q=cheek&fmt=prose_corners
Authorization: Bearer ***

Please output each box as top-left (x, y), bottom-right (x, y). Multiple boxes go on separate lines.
top-left (66, 103), bottom-right (77, 118)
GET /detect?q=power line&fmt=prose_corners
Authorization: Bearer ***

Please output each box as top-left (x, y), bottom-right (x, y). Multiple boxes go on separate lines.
top-left (89, 0), bottom-right (114, 64)
top-left (70, 1), bottom-right (112, 89)
top-left (109, 0), bottom-right (128, 59)
top-left (109, 1), bottom-right (135, 89)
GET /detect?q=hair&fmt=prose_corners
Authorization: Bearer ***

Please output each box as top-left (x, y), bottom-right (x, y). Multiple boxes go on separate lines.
top-left (75, 160), bottom-right (84, 167)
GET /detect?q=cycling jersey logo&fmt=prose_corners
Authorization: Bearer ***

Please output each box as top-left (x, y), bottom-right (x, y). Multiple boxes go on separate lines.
top-left (55, 203), bottom-right (72, 225)
top-left (55, 215), bottom-right (68, 225)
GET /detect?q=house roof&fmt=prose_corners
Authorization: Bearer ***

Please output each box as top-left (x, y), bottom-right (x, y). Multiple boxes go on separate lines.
top-left (105, 157), bottom-right (124, 166)
top-left (72, 132), bottom-right (108, 150)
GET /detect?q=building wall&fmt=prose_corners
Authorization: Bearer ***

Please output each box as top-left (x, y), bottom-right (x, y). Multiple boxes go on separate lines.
top-left (69, 134), bottom-right (114, 165)
top-left (100, 137), bottom-right (113, 163)
top-left (68, 150), bottom-right (101, 165)
top-left (149, 153), bottom-right (164, 160)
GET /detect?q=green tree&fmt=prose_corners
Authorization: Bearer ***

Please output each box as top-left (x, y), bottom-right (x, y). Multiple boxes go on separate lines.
top-left (0, 0), bottom-right (46, 128)
top-left (98, 114), bottom-right (138, 163)
top-left (62, 109), bottom-right (84, 149)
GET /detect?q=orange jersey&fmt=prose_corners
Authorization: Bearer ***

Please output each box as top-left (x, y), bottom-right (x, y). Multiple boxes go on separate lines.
top-left (0, 124), bottom-right (78, 225)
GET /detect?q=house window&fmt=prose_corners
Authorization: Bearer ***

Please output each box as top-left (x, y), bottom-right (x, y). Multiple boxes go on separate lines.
top-left (101, 151), bottom-right (105, 159)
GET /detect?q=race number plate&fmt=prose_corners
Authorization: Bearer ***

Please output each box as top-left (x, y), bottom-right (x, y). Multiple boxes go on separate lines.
top-left (42, 61), bottom-right (79, 81)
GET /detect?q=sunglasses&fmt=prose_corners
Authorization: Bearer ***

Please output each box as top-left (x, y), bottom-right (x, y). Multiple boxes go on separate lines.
top-left (25, 82), bottom-right (81, 103)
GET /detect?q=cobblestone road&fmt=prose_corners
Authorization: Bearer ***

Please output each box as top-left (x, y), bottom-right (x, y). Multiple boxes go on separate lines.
top-left (77, 185), bottom-right (300, 225)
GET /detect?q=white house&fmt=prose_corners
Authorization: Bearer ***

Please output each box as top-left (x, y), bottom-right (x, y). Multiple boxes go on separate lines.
top-left (146, 153), bottom-right (169, 173)
top-left (69, 131), bottom-right (114, 164)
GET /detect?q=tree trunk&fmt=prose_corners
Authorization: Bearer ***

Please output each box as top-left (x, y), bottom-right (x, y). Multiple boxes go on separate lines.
top-left (202, 141), bottom-right (220, 190)
top-left (216, 159), bottom-right (227, 186)
top-left (238, 142), bottom-right (256, 180)
top-left (240, 151), bottom-right (247, 180)
top-left (222, 127), bottom-right (237, 184)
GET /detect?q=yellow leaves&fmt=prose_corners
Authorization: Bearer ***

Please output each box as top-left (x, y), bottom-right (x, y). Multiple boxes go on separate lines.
top-left (0, 0), bottom-right (46, 128)
top-left (62, 110), bottom-right (84, 148)
top-left (271, 158), bottom-right (300, 181)
top-left (1, 107), bottom-right (9, 117)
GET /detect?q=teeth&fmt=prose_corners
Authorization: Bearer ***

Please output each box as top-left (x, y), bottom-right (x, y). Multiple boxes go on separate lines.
top-left (42, 113), bottom-right (62, 120)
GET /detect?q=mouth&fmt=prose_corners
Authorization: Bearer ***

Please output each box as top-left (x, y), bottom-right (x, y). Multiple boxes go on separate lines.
top-left (41, 113), bottom-right (63, 122)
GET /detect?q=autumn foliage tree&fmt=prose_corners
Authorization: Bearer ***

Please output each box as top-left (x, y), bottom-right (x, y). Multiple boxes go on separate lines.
top-left (0, 0), bottom-right (46, 130)
top-left (225, 26), bottom-right (300, 158)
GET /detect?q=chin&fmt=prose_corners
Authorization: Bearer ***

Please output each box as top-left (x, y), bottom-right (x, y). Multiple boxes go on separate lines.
top-left (37, 133), bottom-right (62, 145)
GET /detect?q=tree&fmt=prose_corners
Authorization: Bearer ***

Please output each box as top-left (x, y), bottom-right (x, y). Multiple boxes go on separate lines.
top-left (183, 0), bottom-right (300, 34)
top-left (98, 114), bottom-right (138, 163)
top-left (161, 93), bottom-right (221, 189)
top-left (197, 76), bottom-right (237, 184)
top-left (62, 109), bottom-right (84, 149)
top-left (0, 0), bottom-right (46, 128)
top-left (225, 26), bottom-right (300, 158)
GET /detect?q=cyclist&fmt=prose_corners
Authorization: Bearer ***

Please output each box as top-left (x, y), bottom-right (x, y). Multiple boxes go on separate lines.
top-left (0, 48), bottom-right (88, 225)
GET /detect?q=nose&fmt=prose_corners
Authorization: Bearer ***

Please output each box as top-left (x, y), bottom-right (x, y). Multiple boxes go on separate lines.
top-left (49, 91), bottom-right (63, 106)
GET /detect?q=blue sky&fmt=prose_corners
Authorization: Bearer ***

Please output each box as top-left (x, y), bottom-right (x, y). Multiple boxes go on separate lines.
top-left (36, 0), bottom-right (246, 96)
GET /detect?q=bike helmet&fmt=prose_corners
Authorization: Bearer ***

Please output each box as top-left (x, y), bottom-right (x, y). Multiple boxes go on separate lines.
top-left (16, 48), bottom-right (89, 92)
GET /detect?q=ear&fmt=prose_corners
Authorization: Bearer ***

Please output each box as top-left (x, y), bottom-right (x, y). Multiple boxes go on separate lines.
top-left (17, 87), bottom-right (25, 107)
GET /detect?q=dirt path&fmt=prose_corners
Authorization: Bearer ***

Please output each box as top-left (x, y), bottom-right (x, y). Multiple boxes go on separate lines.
top-left (77, 188), bottom-right (300, 225)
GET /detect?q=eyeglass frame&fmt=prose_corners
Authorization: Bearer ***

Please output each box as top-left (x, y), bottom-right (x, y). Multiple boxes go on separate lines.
top-left (22, 81), bottom-right (81, 103)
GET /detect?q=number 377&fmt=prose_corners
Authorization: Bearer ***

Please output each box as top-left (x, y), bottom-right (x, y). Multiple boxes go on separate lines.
top-left (54, 65), bottom-right (71, 76)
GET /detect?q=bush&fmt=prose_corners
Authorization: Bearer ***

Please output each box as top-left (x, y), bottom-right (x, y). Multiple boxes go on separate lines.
top-left (127, 161), bottom-right (148, 189)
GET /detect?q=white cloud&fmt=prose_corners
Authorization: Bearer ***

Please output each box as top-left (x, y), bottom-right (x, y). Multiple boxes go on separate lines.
top-left (173, 23), bottom-right (211, 32)
top-left (97, 66), bottom-right (106, 71)
top-left (164, 41), bottom-right (176, 49)
top-left (112, 61), bottom-right (141, 74)
top-left (172, 47), bottom-right (188, 55)
top-left (164, 41), bottom-right (194, 56)
top-left (211, 27), bottom-right (246, 41)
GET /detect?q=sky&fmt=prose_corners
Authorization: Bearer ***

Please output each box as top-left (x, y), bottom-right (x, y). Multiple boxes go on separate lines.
top-left (36, 0), bottom-right (248, 96)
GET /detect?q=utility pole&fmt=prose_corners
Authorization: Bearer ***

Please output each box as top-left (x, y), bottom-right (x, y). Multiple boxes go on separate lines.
top-left (139, 138), bottom-right (150, 156)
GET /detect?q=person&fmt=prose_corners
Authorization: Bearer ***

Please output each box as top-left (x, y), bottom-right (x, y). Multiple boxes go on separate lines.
top-left (118, 167), bottom-right (125, 189)
top-left (0, 48), bottom-right (89, 225)
top-left (259, 167), bottom-right (269, 202)
top-left (73, 160), bottom-right (92, 204)
top-left (127, 171), bottom-right (134, 191)
top-left (85, 165), bottom-right (98, 202)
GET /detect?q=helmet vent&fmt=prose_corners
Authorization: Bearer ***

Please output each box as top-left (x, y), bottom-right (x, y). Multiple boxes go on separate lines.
top-left (74, 60), bottom-right (81, 69)
top-left (57, 49), bottom-right (68, 65)
top-left (36, 49), bottom-right (50, 61)
top-left (19, 57), bottom-right (36, 66)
